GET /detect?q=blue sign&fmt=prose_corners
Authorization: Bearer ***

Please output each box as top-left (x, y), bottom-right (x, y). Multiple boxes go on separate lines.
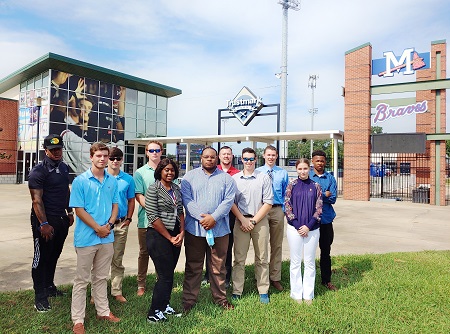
top-left (372, 48), bottom-right (430, 77)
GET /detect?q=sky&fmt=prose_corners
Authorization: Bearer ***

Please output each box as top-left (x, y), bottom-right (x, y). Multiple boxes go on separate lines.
top-left (1, 0), bottom-right (449, 153)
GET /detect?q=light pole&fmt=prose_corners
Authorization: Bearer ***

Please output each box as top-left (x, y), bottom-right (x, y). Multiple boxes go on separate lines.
top-left (278, 0), bottom-right (300, 165)
top-left (308, 75), bottom-right (318, 158)
top-left (35, 96), bottom-right (42, 166)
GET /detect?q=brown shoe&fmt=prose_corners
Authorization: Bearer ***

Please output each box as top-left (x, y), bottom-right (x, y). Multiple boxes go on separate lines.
top-left (137, 287), bottom-right (145, 296)
top-left (323, 282), bottom-right (338, 291)
top-left (96, 312), bottom-right (121, 323)
top-left (72, 323), bottom-right (85, 334)
top-left (270, 280), bottom-right (284, 291)
top-left (114, 295), bottom-right (127, 303)
top-left (219, 301), bottom-right (234, 310)
top-left (183, 303), bottom-right (194, 314)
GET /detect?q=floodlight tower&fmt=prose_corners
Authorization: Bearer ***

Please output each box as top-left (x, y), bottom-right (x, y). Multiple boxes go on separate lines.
top-left (308, 74), bottom-right (318, 157)
top-left (278, 0), bottom-right (300, 165)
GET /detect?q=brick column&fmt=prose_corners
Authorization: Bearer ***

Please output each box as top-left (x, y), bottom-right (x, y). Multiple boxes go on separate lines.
top-left (416, 40), bottom-right (446, 205)
top-left (343, 43), bottom-right (372, 200)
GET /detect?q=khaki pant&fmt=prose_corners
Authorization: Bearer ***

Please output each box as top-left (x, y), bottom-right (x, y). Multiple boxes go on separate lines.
top-left (71, 243), bottom-right (114, 324)
top-left (110, 225), bottom-right (129, 296)
top-left (137, 228), bottom-right (149, 289)
top-left (232, 215), bottom-right (269, 295)
top-left (267, 205), bottom-right (285, 282)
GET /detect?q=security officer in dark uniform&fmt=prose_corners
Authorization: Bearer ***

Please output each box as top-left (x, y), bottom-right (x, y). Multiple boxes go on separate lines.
top-left (28, 134), bottom-right (74, 312)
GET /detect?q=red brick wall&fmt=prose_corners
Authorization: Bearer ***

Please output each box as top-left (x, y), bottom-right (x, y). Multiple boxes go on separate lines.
top-left (0, 98), bottom-right (18, 174)
top-left (343, 44), bottom-right (372, 200)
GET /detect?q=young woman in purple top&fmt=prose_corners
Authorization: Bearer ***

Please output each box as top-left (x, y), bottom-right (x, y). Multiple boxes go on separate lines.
top-left (284, 158), bottom-right (323, 304)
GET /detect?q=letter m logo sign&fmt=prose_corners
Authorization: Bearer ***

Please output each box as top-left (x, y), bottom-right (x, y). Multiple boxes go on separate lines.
top-left (372, 48), bottom-right (430, 77)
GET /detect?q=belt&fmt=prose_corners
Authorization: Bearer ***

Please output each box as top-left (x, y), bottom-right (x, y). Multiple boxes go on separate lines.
top-left (243, 214), bottom-right (254, 218)
top-left (272, 204), bottom-right (282, 207)
top-left (114, 216), bottom-right (126, 224)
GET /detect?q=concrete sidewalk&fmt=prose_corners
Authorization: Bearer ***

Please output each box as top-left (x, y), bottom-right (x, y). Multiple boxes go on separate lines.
top-left (0, 183), bottom-right (448, 292)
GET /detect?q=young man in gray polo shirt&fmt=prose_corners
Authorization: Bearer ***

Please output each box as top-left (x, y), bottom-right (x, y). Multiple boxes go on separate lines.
top-left (231, 147), bottom-right (273, 304)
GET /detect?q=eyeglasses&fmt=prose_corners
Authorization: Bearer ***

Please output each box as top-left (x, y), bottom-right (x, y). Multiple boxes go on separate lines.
top-left (109, 156), bottom-right (123, 161)
top-left (148, 149), bottom-right (162, 153)
top-left (242, 157), bottom-right (255, 162)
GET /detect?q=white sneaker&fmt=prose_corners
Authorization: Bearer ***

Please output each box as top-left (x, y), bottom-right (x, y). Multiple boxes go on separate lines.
top-left (147, 310), bottom-right (167, 323)
top-left (164, 304), bottom-right (182, 317)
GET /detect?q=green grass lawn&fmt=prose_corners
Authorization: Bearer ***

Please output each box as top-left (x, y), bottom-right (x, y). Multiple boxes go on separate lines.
top-left (1, 250), bottom-right (449, 334)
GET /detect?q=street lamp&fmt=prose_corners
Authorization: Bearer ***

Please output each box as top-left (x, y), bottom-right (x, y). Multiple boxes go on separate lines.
top-left (35, 96), bottom-right (42, 165)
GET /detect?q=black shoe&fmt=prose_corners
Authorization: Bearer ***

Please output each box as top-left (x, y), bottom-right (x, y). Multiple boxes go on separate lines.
top-left (225, 280), bottom-right (232, 289)
top-left (147, 310), bottom-right (167, 324)
top-left (47, 285), bottom-right (65, 297)
top-left (34, 299), bottom-right (51, 313)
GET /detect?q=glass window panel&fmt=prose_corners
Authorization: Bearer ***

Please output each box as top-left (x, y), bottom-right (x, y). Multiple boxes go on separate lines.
top-left (125, 103), bottom-right (136, 119)
top-left (51, 70), bottom-right (69, 89)
top-left (137, 91), bottom-right (146, 106)
top-left (156, 109), bottom-right (166, 123)
top-left (27, 79), bottom-right (34, 90)
top-left (146, 107), bottom-right (156, 121)
top-left (146, 93), bottom-right (157, 108)
top-left (137, 117), bottom-right (146, 134)
top-left (137, 105), bottom-right (145, 120)
top-left (98, 98), bottom-right (113, 114)
top-left (125, 117), bottom-right (136, 135)
top-left (146, 122), bottom-right (156, 136)
top-left (156, 96), bottom-right (167, 110)
top-left (156, 122), bottom-right (167, 136)
top-left (99, 82), bottom-right (113, 98)
top-left (50, 88), bottom-right (69, 107)
top-left (85, 78), bottom-right (99, 96)
top-left (42, 71), bottom-right (49, 87)
top-left (34, 75), bottom-right (42, 89)
top-left (20, 81), bottom-right (27, 92)
top-left (126, 89), bottom-right (137, 104)
top-left (69, 75), bottom-right (84, 92)
top-left (49, 122), bottom-right (68, 136)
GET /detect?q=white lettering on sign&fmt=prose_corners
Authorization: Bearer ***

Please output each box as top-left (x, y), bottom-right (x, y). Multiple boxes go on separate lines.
top-left (373, 100), bottom-right (428, 124)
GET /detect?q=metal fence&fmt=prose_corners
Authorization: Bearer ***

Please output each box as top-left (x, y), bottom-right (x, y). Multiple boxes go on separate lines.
top-left (370, 153), bottom-right (431, 202)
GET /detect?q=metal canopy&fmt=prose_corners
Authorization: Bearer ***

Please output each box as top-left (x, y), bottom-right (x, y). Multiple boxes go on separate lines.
top-left (130, 130), bottom-right (344, 176)
top-left (0, 53), bottom-right (182, 98)
top-left (129, 130), bottom-right (344, 146)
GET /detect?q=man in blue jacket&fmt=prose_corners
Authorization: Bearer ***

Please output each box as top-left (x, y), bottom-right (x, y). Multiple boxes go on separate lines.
top-left (310, 150), bottom-right (338, 291)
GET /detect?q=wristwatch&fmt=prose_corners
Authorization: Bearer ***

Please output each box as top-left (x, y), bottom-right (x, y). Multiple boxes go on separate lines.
top-left (108, 222), bottom-right (115, 230)
top-left (125, 217), bottom-right (132, 223)
top-left (249, 219), bottom-right (257, 226)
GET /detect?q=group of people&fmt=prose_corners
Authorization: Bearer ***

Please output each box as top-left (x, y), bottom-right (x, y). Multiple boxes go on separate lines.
top-left (28, 134), bottom-right (337, 334)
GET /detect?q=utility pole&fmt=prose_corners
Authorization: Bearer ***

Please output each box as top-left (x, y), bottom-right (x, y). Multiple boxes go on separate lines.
top-left (278, 0), bottom-right (300, 165)
top-left (308, 75), bottom-right (318, 158)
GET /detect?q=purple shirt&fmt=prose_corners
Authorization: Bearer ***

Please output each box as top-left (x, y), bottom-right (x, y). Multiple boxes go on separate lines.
top-left (284, 178), bottom-right (323, 230)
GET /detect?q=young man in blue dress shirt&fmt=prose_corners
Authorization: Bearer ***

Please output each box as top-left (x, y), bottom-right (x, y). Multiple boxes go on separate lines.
top-left (256, 145), bottom-right (289, 291)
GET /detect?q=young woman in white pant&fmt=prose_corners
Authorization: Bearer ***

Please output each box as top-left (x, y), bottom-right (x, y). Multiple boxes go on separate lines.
top-left (284, 158), bottom-right (323, 304)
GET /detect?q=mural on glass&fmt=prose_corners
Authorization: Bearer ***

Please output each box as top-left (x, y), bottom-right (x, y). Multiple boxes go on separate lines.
top-left (48, 70), bottom-right (127, 174)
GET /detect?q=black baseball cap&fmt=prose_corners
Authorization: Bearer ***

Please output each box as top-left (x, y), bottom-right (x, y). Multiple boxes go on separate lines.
top-left (43, 134), bottom-right (64, 149)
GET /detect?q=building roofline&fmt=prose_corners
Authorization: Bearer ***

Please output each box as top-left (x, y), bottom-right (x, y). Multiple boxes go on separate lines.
top-left (0, 53), bottom-right (182, 98)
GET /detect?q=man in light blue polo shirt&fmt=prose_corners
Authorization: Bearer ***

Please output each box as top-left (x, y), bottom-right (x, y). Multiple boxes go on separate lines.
top-left (256, 145), bottom-right (289, 291)
top-left (69, 142), bottom-right (120, 334)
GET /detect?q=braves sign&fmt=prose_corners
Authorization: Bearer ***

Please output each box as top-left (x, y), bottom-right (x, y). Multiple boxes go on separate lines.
top-left (227, 86), bottom-right (263, 126)
top-left (372, 48), bottom-right (430, 77)
top-left (373, 100), bottom-right (428, 124)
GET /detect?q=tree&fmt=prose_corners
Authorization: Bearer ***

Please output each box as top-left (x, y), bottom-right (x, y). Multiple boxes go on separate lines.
top-left (371, 126), bottom-right (383, 134)
top-left (287, 139), bottom-right (343, 169)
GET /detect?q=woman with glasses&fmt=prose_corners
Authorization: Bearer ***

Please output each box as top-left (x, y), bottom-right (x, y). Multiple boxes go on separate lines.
top-left (145, 158), bottom-right (185, 323)
top-left (284, 158), bottom-right (323, 305)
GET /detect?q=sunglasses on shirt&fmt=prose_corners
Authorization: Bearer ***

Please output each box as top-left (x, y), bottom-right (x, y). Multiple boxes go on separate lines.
top-left (109, 156), bottom-right (123, 161)
top-left (242, 157), bottom-right (255, 162)
top-left (148, 149), bottom-right (162, 153)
